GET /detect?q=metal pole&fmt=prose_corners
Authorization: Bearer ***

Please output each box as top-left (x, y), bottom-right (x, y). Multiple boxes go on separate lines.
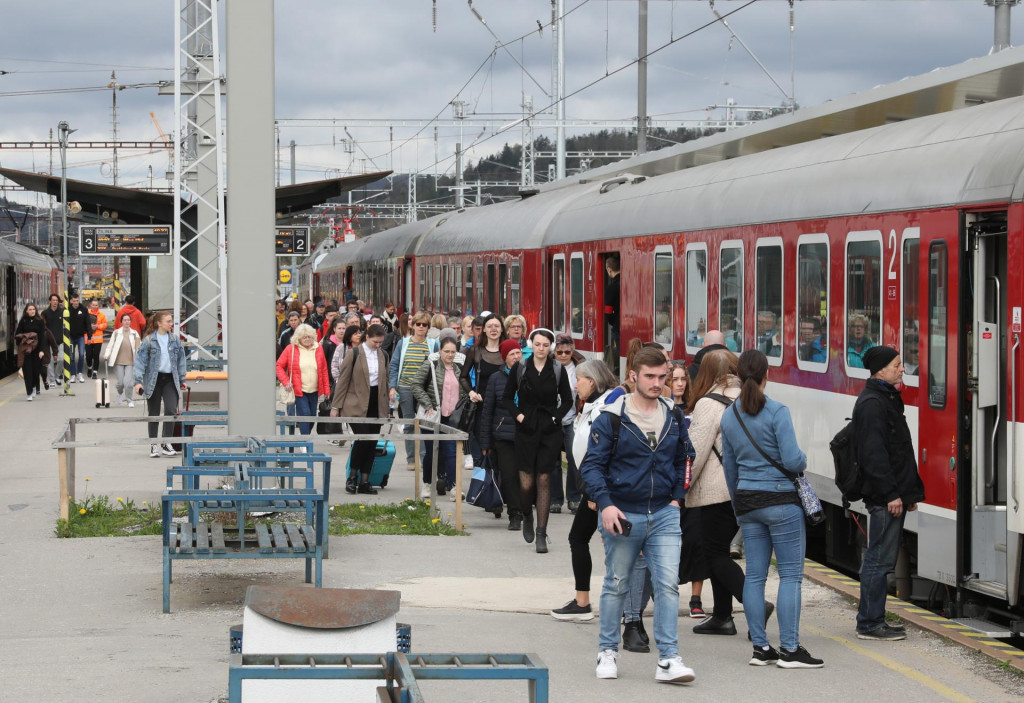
top-left (555, 0), bottom-right (566, 180)
top-left (226, 0), bottom-right (276, 436)
top-left (990, 0), bottom-right (1018, 53)
top-left (455, 142), bottom-right (464, 208)
top-left (58, 122), bottom-right (70, 278)
top-left (637, 0), bottom-right (648, 155)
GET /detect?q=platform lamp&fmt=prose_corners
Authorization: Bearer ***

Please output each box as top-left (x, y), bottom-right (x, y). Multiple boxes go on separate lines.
top-left (57, 120), bottom-right (81, 295)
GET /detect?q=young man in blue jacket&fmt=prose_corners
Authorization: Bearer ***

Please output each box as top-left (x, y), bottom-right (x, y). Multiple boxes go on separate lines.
top-left (580, 347), bottom-right (696, 684)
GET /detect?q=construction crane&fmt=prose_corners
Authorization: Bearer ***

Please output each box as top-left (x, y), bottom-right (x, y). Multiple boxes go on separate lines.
top-left (149, 112), bottom-right (174, 180)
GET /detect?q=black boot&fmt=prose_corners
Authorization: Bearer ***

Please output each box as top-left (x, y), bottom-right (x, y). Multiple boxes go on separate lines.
top-left (635, 617), bottom-right (650, 646)
top-left (692, 616), bottom-right (737, 635)
top-left (357, 481), bottom-right (378, 495)
top-left (522, 509), bottom-right (535, 544)
top-left (622, 621), bottom-right (650, 653)
top-left (345, 478), bottom-right (357, 494)
top-left (535, 528), bottom-right (548, 553)
top-left (508, 512), bottom-right (522, 531)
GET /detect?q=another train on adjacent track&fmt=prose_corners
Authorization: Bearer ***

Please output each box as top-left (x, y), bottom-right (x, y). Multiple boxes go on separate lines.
top-left (0, 239), bottom-right (62, 372)
top-left (310, 96), bottom-right (1024, 624)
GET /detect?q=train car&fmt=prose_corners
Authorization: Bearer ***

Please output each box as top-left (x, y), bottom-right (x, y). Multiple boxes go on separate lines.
top-left (0, 239), bottom-right (62, 370)
top-left (316, 95), bottom-right (1024, 623)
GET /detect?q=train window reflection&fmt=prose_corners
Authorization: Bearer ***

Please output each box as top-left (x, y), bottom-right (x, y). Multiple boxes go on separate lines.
top-left (755, 242), bottom-right (783, 361)
top-left (685, 245), bottom-right (707, 351)
top-left (499, 263), bottom-right (509, 317)
top-left (455, 264), bottom-right (463, 313)
top-left (511, 262), bottom-right (521, 320)
top-left (654, 248), bottom-right (673, 347)
top-left (797, 238), bottom-right (828, 368)
top-left (928, 242), bottom-right (948, 408)
top-left (846, 236), bottom-right (882, 372)
top-left (465, 263), bottom-right (474, 315)
top-left (570, 254), bottom-right (584, 337)
top-left (552, 256), bottom-right (566, 332)
top-left (419, 265), bottom-right (425, 308)
top-left (719, 244), bottom-right (743, 352)
top-left (902, 237), bottom-right (920, 382)
top-left (476, 264), bottom-right (484, 315)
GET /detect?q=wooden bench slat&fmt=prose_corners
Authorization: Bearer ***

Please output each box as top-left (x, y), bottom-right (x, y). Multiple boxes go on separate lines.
top-left (255, 523), bottom-right (273, 553)
top-left (299, 524), bottom-right (317, 549)
top-left (285, 523), bottom-right (305, 552)
top-left (211, 522), bottom-right (227, 553)
top-left (270, 523), bottom-right (289, 552)
top-left (179, 523), bottom-right (194, 553)
top-left (196, 522), bottom-right (210, 553)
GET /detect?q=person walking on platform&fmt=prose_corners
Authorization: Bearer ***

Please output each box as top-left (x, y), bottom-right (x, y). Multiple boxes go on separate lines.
top-left (278, 311), bottom-right (300, 356)
top-left (479, 339), bottom-right (526, 527)
top-left (134, 311), bottom-right (187, 458)
top-left (276, 324), bottom-right (330, 436)
top-left (14, 303), bottom-right (54, 401)
top-left (411, 335), bottom-right (466, 498)
top-left (671, 361), bottom-right (708, 619)
top-left (686, 349), bottom-right (748, 636)
top-left (503, 328), bottom-right (573, 554)
top-left (853, 346), bottom-right (924, 641)
top-left (580, 346), bottom-right (695, 683)
top-left (461, 313), bottom-right (507, 466)
top-left (41, 294), bottom-right (64, 389)
top-left (85, 299), bottom-right (107, 379)
top-left (117, 295), bottom-right (147, 336)
top-left (551, 334), bottom-right (584, 514)
top-left (389, 312), bottom-right (439, 466)
top-left (103, 312), bottom-right (141, 407)
top-left (66, 293), bottom-right (93, 383)
top-left (720, 349), bottom-right (823, 668)
top-left (331, 324), bottom-right (390, 495)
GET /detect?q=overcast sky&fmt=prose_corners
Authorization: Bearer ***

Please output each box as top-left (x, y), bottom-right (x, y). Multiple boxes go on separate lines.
top-left (1, 0), bottom-right (1020, 207)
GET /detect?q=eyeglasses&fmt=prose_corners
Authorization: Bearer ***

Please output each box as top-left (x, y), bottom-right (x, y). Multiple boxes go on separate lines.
top-left (554, 349), bottom-right (572, 356)
top-left (414, 322), bottom-right (428, 327)
top-left (508, 324), bottom-right (523, 329)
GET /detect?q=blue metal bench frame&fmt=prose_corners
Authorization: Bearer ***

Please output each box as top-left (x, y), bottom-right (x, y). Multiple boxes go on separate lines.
top-left (227, 652), bottom-right (549, 703)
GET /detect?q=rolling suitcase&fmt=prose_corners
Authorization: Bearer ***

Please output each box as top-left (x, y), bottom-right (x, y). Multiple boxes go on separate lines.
top-left (95, 366), bottom-right (111, 408)
top-left (346, 439), bottom-right (396, 488)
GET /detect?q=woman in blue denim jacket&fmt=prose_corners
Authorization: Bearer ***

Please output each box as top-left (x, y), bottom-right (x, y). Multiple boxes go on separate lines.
top-left (720, 350), bottom-right (824, 670)
top-left (133, 311), bottom-right (187, 459)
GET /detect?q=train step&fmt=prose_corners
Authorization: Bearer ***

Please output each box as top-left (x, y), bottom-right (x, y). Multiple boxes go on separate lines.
top-left (949, 617), bottom-right (1013, 638)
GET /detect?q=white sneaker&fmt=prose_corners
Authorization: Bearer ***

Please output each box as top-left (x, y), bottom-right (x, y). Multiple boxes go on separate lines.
top-left (150, 445), bottom-right (160, 458)
top-left (128, 400), bottom-right (135, 408)
top-left (26, 394), bottom-right (34, 402)
top-left (69, 375), bottom-right (76, 384)
top-left (596, 649), bottom-right (618, 679)
top-left (161, 444), bottom-right (178, 457)
top-left (463, 455), bottom-right (473, 470)
top-left (656, 656), bottom-right (695, 684)
top-left (77, 373), bottom-right (85, 383)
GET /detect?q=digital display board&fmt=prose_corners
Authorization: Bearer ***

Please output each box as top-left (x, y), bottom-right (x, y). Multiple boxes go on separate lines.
top-left (80, 225), bottom-right (172, 256)
top-left (276, 227), bottom-right (309, 256)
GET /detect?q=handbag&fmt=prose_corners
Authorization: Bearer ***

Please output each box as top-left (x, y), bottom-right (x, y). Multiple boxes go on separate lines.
top-left (277, 347), bottom-right (297, 406)
top-left (317, 398), bottom-right (342, 435)
top-left (729, 404), bottom-right (824, 525)
top-left (465, 455), bottom-right (504, 512)
top-left (455, 355), bottom-right (483, 433)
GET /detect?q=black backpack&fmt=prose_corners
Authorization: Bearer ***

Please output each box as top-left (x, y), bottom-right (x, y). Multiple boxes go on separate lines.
top-left (829, 419), bottom-right (863, 508)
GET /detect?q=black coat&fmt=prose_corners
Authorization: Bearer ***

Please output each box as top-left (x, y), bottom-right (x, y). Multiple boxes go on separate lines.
top-left (66, 303), bottom-right (93, 339)
top-left (502, 357), bottom-right (573, 472)
top-left (479, 369), bottom-right (517, 449)
top-left (852, 379), bottom-right (926, 507)
top-left (42, 306), bottom-right (64, 342)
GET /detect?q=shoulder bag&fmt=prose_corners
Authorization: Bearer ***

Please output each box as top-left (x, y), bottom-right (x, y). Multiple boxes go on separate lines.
top-left (454, 352), bottom-right (482, 433)
top-left (415, 359), bottom-right (441, 423)
top-left (278, 346), bottom-right (296, 406)
top-left (729, 404), bottom-right (824, 525)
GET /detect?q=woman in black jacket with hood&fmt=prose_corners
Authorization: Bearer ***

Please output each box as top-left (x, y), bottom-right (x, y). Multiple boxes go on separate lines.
top-left (15, 302), bottom-right (54, 401)
top-left (480, 339), bottom-right (525, 529)
top-left (503, 328), bottom-right (573, 554)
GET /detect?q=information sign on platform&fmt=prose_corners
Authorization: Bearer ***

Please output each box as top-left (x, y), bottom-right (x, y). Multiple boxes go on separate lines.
top-left (80, 225), bottom-right (172, 256)
top-left (276, 227), bottom-right (309, 256)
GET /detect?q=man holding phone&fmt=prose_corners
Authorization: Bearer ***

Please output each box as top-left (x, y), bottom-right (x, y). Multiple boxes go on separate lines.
top-left (580, 347), bottom-right (696, 684)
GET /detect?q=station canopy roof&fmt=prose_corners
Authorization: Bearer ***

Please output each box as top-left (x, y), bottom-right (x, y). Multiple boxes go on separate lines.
top-left (0, 168), bottom-right (391, 225)
top-left (547, 45), bottom-right (1024, 190)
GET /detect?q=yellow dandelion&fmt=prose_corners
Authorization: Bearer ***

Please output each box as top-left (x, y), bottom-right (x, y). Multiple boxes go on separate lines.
top-left (425, 500), bottom-right (431, 506)
top-left (85, 477), bottom-right (90, 482)
top-left (431, 518), bottom-right (440, 524)
top-left (359, 505), bottom-right (366, 509)
top-left (142, 500), bottom-right (148, 505)
top-left (79, 508), bottom-right (86, 515)
top-left (447, 513), bottom-right (452, 516)
top-left (401, 524), bottom-right (407, 528)
top-left (116, 497), bottom-right (124, 503)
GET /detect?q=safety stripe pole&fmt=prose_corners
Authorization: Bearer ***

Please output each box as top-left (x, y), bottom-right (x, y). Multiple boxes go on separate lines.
top-left (112, 273), bottom-right (123, 311)
top-left (61, 288), bottom-right (73, 395)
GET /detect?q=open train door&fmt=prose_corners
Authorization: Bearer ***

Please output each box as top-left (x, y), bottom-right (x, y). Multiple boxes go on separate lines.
top-left (602, 252), bottom-right (620, 376)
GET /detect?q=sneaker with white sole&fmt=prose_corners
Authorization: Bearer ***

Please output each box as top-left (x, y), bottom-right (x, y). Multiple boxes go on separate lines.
top-left (550, 599), bottom-right (594, 622)
top-left (26, 393), bottom-right (34, 402)
top-left (595, 649), bottom-right (618, 679)
top-left (77, 373), bottom-right (85, 383)
top-left (656, 656), bottom-right (696, 683)
top-left (749, 644), bottom-right (780, 666)
top-left (127, 400), bottom-right (135, 408)
top-left (150, 445), bottom-right (160, 458)
top-left (161, 444), bottom-right (178, 457)
top-left (776, 645), bottom-right (824, 668)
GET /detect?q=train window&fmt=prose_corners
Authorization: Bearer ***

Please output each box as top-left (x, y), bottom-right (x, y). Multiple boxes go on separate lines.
top-left (552, 256), bottom-right (566, 332)
top-left (928, 241), bottom-right (948, 408)
top-left (796, 235), bottom-right (829, 371)
top-left (455, 264), bottom-right (463, 313)
top-left (754, 239), bottom-right (783, 364)
top-left (653, 247), bottom-right (673, 347)
top-left (442, 264), bottom-right (449, 311)
top-left (511, 263), bottom-right (521, 320)
top-left (434, 264), bottom-right (441, 312)
top-left (476, 263), bottom-right (484, 314)
top-left (719, 242), bottom-right (743, 353)
top-left (465, 263), bottom-right (474, 315)
top-left (901, 231), bottom-right (920, 387)
top-left (485, 263), bottom-right (496, 313)
top-left (499, 263), bottom-right (509, 317)
top-left (418, 265), bottom-right (425, 308)
top-left (845, 232), bottom-right (883, 377)
top-left (570, 253), bottom-right (584, 338)
top-left (684, 244), bottom-right (707, 353)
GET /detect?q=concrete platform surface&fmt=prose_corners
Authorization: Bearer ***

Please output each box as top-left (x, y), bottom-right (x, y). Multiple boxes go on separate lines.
top-left (1, 374), bottom-right (1023, 702)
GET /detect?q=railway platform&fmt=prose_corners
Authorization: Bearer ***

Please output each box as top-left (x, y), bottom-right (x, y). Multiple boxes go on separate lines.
top-left (1, 372), bottom-right (1022, 702)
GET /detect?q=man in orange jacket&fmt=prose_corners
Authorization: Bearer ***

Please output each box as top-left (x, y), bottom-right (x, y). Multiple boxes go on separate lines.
top-left (116, 295), bottom-right (147, 336)
top-left (85, 298), bottom-right (108, 379)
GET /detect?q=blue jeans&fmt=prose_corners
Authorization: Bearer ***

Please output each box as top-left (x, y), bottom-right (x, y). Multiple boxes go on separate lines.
top-left (624, 552), bottom-right (653, 622)
top-left (423, 415), bottom-right (456, 488)
top-left (857, 504), bottom-right (905, 632)
top-left (598, 504), bottom-right (682, 658)
top-left (738, 503), bottom-right (806, 650)
top-left (397, 384), bottom-right (417, 463)
top-left (70, 336), bottom-right (86, 375)
top-left (294, 392), bottom-right (317, 435)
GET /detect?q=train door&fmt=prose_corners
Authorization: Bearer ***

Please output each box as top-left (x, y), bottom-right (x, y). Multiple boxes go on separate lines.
top-left (2, 266), bottom-right (14, 368)
top-left (601, 252), bottom-right (620, 375)
top-left (958, 212), bottom-right (1018, 605)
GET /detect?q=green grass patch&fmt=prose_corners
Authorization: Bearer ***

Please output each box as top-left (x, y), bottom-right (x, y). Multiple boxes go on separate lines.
top-left (328, 499), bottom-right (461, 536)
top-left (56, 494), bottom-right (164, 538)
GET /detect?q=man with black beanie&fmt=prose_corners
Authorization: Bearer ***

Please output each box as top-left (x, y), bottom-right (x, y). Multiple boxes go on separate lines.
top-left (851, 345), bottom-right (925, 641)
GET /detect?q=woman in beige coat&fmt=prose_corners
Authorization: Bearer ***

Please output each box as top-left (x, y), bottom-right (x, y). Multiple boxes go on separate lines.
top-left (685, 349), bottom-right (751, 636)
top-left (331, 324), bottom-right (390, 495)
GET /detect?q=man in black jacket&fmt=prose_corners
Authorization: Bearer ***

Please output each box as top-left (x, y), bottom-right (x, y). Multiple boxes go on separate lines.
top-left (41, 294), bottom-right (64, 388)
top-left (852, 345), bottom-right (925, 641)
top-left (66, 293), bottom-right (93, 383)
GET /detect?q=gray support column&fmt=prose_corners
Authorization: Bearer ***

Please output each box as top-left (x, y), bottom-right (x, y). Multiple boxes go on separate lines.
top-left (637, 0), bottom-right (648, 155)
top-left (555, 0), bottom-right (566, 180)
top-left (990, 0), bottom-right (1019, 53)
top-left (226, 0), bottom-right (276, 436)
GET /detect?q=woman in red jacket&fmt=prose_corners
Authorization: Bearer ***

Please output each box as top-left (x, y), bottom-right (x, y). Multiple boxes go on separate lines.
top-left (276, 323), bottom-right (330, 435)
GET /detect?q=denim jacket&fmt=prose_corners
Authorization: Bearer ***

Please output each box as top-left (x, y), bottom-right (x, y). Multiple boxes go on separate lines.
top-left (719, 398), bottom-right (806, 500)
top-left (133, 333), bottom-right (187, 400)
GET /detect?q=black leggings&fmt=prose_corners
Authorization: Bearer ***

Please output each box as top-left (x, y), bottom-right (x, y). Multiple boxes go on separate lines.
top-left (491, 439), bottom-right (522, 515)
top-left (147, 373), bottom-right (179, 439)
top-left (22, 352), bottom-right (44, 395)
top-left (349, 388), bottom-right (380, 481)
top-left (567, 500), bottom-right (598, 592)
top-left (700, 500), bottom-right (745, 619)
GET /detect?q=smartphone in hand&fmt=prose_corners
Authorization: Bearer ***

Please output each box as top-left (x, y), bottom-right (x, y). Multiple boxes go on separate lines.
top-left (617, 516), bottom-right (632, 536)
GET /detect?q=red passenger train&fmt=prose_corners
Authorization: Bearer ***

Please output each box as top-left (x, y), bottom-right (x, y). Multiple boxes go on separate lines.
top-left (313, 96), bottom-right (1024, 622)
